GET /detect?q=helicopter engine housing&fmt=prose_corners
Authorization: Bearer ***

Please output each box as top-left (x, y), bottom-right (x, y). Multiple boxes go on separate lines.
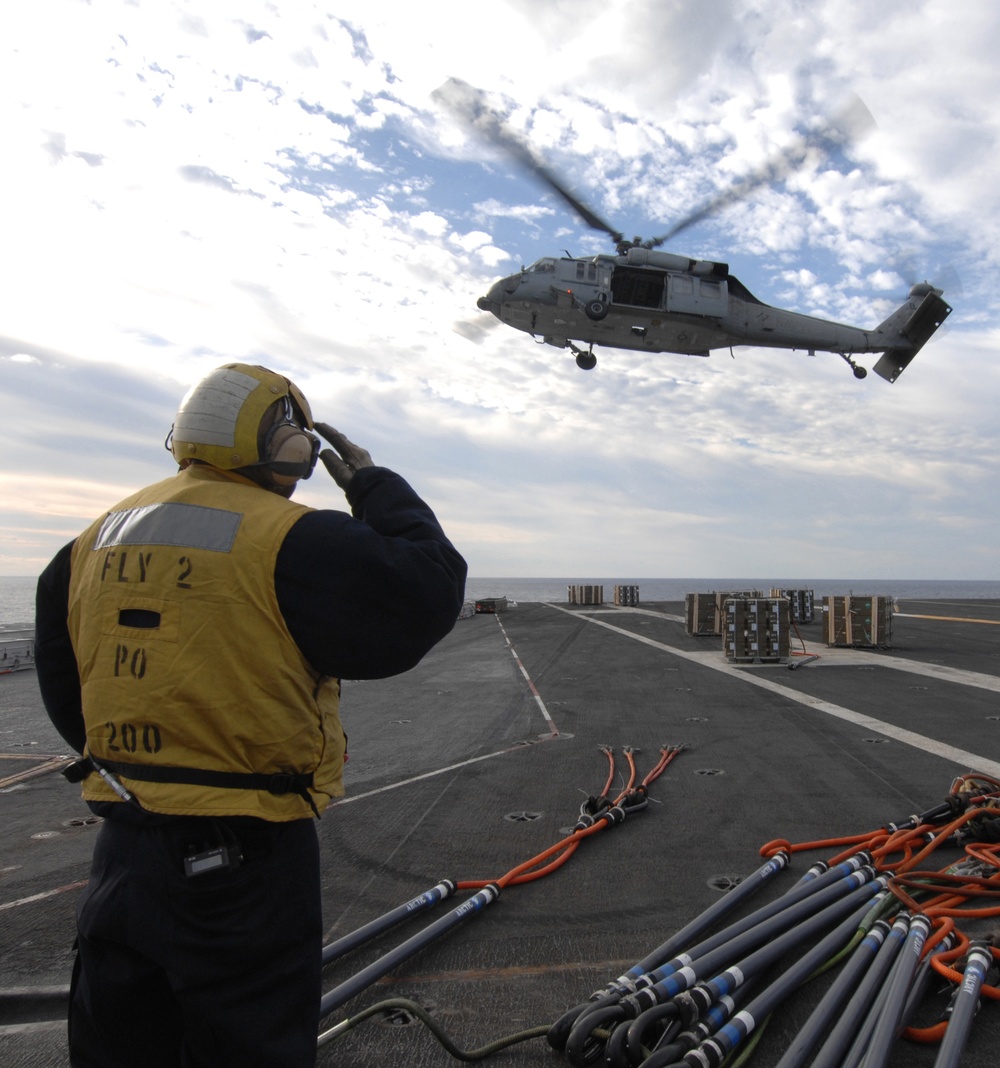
top-left (625, 246), bottom-right (729, 279)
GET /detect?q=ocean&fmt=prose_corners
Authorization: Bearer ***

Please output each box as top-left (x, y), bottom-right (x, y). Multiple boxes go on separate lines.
top-left (3, 575), bottom-right (999, 631)
top-left (0, 576), bottom-right (39, 631)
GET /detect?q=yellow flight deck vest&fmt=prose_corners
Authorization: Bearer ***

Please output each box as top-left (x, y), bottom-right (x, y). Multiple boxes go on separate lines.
top-left (67, 465), bottom-right (346, 820)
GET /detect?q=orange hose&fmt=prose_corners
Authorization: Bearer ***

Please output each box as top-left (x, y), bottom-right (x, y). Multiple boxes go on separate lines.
top-left (642, 746), bottom-right (684, 787)
top-left (929, 943), bottom-right (1000, 1000)
top-left (903, 1021), bottom-right (948, 1044)
top-left (598, 746), bottom-right (615, 800)
top-left (457, 747), bottom-right (684, 892)
top-left (759, 831), bottom-right (876, 861)
top-left (620, 748), bottom-right (637, 795)
top-left (755, 777), bottom-right (1000, 1011)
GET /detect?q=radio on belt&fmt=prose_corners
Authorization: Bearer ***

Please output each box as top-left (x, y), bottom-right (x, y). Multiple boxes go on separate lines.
top-left (183, 844), bottom-right (241, 877)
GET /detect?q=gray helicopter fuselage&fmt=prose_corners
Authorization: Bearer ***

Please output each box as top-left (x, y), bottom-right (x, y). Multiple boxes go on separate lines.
top-left (476, 248), bottom-right (947, 377)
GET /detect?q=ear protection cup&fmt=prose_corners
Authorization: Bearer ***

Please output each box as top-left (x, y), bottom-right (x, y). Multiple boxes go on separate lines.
top-left (265, 423), bottom-right (320, 486)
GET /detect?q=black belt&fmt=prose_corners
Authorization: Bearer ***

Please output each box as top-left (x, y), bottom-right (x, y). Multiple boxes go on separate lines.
top-left (64, 756), bottom-right (320, 817)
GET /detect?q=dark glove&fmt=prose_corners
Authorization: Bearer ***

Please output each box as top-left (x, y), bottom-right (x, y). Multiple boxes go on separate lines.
top-left (315, 423), bottom-right (375, 491)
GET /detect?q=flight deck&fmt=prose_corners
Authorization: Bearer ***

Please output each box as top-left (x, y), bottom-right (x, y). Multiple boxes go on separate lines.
top-left (2, 599), bottom-right (998, 1067)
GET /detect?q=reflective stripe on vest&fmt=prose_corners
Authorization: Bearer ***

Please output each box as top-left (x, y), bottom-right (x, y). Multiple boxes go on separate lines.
top-left (94, 501), bottom-right (242, 552)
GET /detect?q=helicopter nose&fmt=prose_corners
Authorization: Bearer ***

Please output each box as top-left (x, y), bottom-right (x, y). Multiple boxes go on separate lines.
top-left (477, 278), bottom-right (508, 316)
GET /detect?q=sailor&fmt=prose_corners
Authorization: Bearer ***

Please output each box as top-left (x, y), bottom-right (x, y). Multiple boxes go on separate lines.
top-left (34, 363), bottom-right (467, 1068)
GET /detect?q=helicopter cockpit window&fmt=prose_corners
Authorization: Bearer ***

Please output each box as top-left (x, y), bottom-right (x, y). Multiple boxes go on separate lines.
top-left (528, 258), bottom-right (556, 272)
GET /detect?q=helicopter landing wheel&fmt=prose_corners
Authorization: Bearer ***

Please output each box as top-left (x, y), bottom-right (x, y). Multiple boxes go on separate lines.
top-left (838, 352), bottom-right (867, 379)
top-left (584, 299), bottom-right (609, 321)
top-left (575, 351), bottom-right (597, 371)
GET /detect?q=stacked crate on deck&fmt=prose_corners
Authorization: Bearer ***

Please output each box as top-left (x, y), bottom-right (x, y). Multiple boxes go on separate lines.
top-left (614, 585), bottom-right (640, 606)
top-left (724, 597), bottom-right (790, 663)
top-left (769, 588), bottom-right (815, 623)
top-left (567, 584), bottom-right (604, 605)
top-left (685, 589), bottom-right (763, 636)
top-left (685, 592), bottom-right (721, 635)
top-left (825, 595), bottom-right (893, 648)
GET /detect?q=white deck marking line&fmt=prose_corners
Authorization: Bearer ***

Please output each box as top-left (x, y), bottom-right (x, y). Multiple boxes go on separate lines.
top-left (333, 617), bottom-right (562, 806)
top-left (0, 880), bottom-right (87, 912)
top-left (495, 615), bottom-right (560, 736)
top-left (545, 604), bottom-right (1000, 778)
top-left (332, 740), bottom-right (552, 806)
top-left (0, 1021), bottom-right (67, 1036)
top-left (896, 612), bottom-right (1000, 626)
top-left (874, 658), bottom-right (1000, 693)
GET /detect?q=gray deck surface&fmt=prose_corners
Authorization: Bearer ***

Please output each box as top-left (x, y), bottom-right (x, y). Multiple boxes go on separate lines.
top-left (2, 599), bottom-right (998, 1066)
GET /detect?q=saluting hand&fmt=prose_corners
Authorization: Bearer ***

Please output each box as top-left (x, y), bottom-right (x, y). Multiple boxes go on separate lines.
top-left (314, 423), bottom-right (375, 491)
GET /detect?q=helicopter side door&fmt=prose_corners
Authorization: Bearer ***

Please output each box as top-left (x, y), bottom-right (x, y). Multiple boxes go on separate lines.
top-left (609, 265), bottom-right (667, 309)
top-left (665, 274), bottom-right (729, 317)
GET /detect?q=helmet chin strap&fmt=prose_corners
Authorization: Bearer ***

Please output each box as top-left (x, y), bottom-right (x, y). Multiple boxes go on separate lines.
top-left (234, 463), bottom-right (298, 498)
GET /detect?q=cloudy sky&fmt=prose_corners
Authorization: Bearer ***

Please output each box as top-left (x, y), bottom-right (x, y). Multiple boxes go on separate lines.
top-left (3, 0), bottom-right (998, 582)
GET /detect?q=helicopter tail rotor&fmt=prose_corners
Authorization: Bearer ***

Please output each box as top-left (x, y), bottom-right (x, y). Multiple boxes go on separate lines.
top-left (896, 262), bottom-right (962, 307)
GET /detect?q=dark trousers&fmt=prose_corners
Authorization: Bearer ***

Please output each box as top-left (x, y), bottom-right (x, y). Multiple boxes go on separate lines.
top-left (68, 814), bottom-right (321, 1068)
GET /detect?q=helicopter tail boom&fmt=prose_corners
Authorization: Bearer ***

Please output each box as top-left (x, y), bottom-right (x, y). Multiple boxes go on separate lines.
top-left (871, 285), bottom-right (952, 383)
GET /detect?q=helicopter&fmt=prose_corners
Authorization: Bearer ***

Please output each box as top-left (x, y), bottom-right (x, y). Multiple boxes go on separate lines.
top-left (437, 80), bottom-right (952, 381)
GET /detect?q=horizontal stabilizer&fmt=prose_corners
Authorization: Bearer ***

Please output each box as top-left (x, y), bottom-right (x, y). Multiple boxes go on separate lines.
top-left (873, 291), bottom-right (951, 383)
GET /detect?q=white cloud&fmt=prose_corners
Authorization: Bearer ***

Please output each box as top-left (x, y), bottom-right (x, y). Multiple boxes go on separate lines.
top-left (1, 0), bottom-right (997, 582)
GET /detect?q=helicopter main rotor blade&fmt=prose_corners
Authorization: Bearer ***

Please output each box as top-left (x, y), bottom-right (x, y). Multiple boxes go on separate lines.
top-left (433, 78), bottom-right (624, 245)
top-left (646, 95), bottom-right (875, 248)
